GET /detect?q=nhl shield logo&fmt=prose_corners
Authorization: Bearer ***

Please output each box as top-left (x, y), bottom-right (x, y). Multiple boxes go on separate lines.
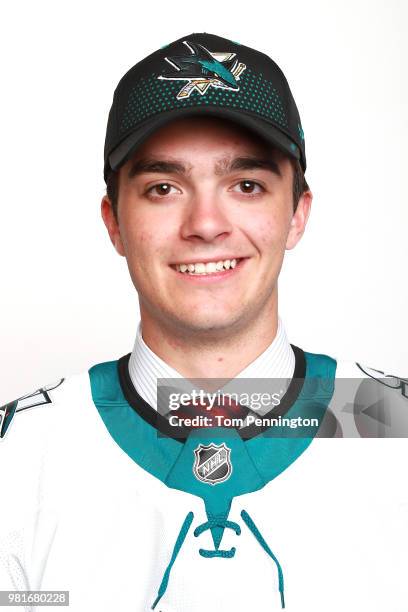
top-left (193, 443), bottom-right (232, 485)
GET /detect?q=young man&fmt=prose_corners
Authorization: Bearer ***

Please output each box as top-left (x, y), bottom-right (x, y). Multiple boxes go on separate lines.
top-left (1, 33), bottom-right (407, 612)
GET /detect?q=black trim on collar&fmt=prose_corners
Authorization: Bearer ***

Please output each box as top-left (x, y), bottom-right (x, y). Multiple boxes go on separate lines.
top-left (117, 344), bottom-right (306, 442)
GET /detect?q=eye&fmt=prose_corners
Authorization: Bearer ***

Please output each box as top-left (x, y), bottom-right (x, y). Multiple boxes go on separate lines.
top-left (146, 183), bottom-right (179, 197)
top-left (231, 180), bottom-right (264, 195)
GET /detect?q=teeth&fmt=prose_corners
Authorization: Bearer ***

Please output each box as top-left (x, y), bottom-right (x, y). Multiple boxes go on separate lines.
top-left (205, 262), bottom-right (217, 273)
top-left (194, 263), bottom-right (206, 274)
top-left (176, 259), bottom-right (240, 274)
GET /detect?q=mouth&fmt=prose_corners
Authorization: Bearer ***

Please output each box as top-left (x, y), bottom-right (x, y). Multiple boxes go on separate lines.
top-left (170, 257), bottom-right (248, 282)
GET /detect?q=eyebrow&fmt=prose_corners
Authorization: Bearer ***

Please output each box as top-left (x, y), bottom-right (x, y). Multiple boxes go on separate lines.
top-left (127, 155), bottom-right (282, 179)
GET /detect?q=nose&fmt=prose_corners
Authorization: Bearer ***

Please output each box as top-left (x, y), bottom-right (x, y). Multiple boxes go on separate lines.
top-left (180, 190), bottom-right (233, 243)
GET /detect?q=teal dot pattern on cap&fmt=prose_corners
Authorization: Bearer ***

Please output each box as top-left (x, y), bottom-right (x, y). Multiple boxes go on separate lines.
top-left (119, 68), bottom-right (288, 135)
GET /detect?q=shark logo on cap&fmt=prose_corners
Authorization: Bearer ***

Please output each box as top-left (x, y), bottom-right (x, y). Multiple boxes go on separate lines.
top-left (158, 40), bottom-right (246, 100)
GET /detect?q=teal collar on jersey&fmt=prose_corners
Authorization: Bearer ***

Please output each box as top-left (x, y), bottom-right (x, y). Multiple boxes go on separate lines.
top-left (89, 347), bottom-right (336, 521)
top-left (117, 343), bottom-right (307, 440)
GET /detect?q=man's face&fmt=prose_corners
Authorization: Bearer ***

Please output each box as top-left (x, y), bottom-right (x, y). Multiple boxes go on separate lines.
top-left (101, 116), bottom-right (311, 339)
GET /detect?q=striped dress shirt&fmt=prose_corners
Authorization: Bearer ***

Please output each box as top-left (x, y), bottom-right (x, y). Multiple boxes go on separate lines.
top-left (128, 316), bottom-right (295, 412)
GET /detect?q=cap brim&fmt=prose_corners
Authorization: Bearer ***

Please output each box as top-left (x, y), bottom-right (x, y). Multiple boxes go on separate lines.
top-left (105, 107), bottom-right (303, 182)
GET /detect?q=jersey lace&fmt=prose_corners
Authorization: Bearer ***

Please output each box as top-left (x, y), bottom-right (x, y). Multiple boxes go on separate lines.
top-left (151, 509), bottom-right (285, 609)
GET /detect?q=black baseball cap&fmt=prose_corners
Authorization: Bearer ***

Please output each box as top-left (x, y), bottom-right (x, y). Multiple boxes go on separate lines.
top-left (103, 33), bottom-right (306, 183)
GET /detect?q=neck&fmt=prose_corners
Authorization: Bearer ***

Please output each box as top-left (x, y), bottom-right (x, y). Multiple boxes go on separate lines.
top-left (138, 301), bottom-right (279, 379)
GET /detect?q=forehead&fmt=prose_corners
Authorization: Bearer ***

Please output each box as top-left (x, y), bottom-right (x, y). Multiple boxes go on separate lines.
top-left (124, 116), bottom-right (287, 168)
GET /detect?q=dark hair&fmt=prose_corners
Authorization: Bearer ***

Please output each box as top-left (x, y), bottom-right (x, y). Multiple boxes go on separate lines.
top-left (106, 157), bottom-right (309, 223)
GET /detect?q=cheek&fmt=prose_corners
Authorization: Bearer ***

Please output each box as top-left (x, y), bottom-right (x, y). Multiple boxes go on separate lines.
top-left (119, 201), bottom-right (177, 258)
top-left (121, 220), bottom-right (175, 278)
top-left (122, 227), bottom-right (159, 293)
top-left (251, 212), bottom-right (290, 251)
top-left (119, 210), bottom-right (156, 255)
top-left (122, 228), bottom-right (150, 258)
top-left (138, 229), bottom-right (154, 247)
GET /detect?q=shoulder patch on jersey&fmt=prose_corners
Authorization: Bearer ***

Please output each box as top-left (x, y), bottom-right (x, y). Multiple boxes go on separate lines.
top-left (356, 363), bottom-right (408, 396)
top-left (0, 379), bottom-right (65, 439)
top-left (353, 364), bottom-right (408, 437)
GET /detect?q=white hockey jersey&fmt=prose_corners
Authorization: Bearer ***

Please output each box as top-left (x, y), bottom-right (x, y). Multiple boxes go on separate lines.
top-left (1, 345), bottom-right (407, 612)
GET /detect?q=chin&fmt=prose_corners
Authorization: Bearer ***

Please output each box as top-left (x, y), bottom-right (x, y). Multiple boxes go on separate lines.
top-left (172, 312), bottom-right (244, 336)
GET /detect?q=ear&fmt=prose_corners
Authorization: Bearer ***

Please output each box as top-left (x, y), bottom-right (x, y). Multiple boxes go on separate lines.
top-left (285, 190), bottom-right (313, 250)
top-left (100, 195), bottom-right (126, 257)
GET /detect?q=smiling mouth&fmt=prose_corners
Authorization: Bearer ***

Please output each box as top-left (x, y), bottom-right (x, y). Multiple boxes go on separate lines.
top-left (171, 258), bottom-right (243, 276)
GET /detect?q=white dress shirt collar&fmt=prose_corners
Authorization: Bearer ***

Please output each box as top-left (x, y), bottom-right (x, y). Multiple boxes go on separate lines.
top-left (128, 316), bottom-right (295, 411)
